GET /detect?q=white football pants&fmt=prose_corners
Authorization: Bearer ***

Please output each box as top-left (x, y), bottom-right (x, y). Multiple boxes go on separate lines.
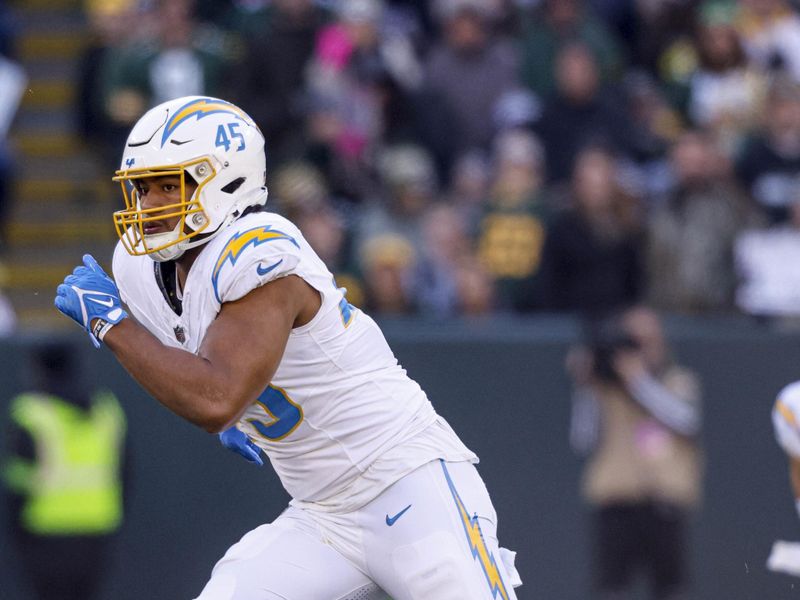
top-left (194, 459), bottom-right (521, 600)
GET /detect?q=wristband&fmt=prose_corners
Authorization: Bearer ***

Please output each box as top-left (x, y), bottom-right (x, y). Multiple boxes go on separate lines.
top-left (91, 318), bottom-right (116, 343)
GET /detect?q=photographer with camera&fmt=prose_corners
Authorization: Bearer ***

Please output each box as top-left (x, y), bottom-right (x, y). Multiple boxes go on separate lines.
top-left (566, 306), bottom-right (703, 600)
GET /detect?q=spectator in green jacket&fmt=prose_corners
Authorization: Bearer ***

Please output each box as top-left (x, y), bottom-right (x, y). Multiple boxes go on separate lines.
top-left (101, 0), bottom-right (233, 135)
top-left (518, 0), bottom-right (622, 99)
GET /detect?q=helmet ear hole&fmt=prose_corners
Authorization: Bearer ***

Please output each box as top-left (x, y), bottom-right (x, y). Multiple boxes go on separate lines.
top-left (221, 177), bottom-right (245, 194)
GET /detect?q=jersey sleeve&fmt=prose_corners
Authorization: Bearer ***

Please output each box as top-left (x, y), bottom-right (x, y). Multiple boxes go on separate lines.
top-left (774, 382), bottom-right (800, 459)
top-left (211, 224), bottom-right (303, 305)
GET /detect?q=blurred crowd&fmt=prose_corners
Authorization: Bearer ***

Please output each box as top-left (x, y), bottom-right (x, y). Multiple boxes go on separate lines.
top-left (72, 0), bottom-right (800, 321)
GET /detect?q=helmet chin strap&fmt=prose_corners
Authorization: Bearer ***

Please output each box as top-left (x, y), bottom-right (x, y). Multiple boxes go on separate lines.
top-left (142, 187), bottom-right (269, 262)
top-left (151, 245), bottom-right (185, 263)
top-left (145, 220), bottom-right (220, 262)
top-left (144, 223), bottom-right (187, 263)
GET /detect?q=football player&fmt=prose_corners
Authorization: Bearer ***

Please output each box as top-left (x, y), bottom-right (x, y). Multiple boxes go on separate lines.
top-left (54, 96), bottom-right (521, 600)
top-left (768, 381), bottom-right (800, 576)
top-left (774, 382), bottom-right (800, 510)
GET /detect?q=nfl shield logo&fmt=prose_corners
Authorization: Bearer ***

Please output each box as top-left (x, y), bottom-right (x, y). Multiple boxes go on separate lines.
top-left (174, 326), bottom-right (186, 344)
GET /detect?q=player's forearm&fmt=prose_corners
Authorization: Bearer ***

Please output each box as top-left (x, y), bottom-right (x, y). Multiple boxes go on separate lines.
top-left (103, 319), bottom-right (249, 432)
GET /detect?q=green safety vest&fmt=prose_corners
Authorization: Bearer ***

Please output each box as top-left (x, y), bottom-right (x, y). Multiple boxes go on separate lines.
top-left (2, 391), bottom-right (126, 536)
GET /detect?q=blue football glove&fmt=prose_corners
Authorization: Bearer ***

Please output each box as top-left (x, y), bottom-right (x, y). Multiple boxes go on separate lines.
top-left (219, 427), bottom-right (264, 466)
top-left (54, 254), bottom-right (128, 348)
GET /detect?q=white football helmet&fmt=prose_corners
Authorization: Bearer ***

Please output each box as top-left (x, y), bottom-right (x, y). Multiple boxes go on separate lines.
top-left (112, 96), bottom-right (268, 262)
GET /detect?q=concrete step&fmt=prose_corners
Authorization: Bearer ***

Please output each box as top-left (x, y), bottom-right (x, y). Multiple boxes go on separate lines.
top-left (6, 0), bottom-right (113, 332)
top-left (15, 178), bottom-right (115, 204)
top-left (4, 248), bottom-right (115, 331)
top-left (8, 218), bottom-right (116, 246)
top-left (6, 246), bottom-right (115, 318)
top-left (17, 7), bottom-right (85, 30)
top-left (4, 238), bottom-right (114, 265)
top-left (20, 58), bottom-right (77, 81)
top-left (15, 0), bottom-right (82, 12)
top-left (8, 198), bottom-right (108, 228)
top-left (19, 32), bottom-right (86, 62)
top-left (18, 152), bottom-right (101, 181)
top-left (4, 254), bottom-right (116, 287)
top-left (7, 261), bottom-right (76, 288)
top-left (20, 80), bottom-right (73, 110)
top-left (14, 109), bottom-right (76, 135)
top-left (6, 286), bottom-right (75, 332)
top-left (6, 282), bottom-right (73, 332)
top-left (13, 131), bottom-right (77, 158)
top-left (15, 305), bottom-right (71, 332)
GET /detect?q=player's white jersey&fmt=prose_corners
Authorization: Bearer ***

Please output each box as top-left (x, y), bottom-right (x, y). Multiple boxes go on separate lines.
top-left (774, 381), bottom-right (800, 459)
top-left (113, 211), bottom-right (476, 508)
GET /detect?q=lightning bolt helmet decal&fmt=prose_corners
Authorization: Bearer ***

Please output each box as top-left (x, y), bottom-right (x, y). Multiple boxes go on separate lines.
top-left (161, 97), bottom-right (255, 147)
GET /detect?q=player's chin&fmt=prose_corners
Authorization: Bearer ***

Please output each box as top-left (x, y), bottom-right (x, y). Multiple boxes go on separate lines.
top-left (143, 223), bottom-right (170, 235)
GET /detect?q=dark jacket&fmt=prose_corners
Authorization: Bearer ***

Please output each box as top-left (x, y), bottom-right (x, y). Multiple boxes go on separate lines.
top-left (536, 209), bottom-right (643, 313)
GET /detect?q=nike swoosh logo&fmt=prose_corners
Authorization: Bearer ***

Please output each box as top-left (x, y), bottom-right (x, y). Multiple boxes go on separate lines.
top-left (87, 296), bottom-right (114, 308)
top-left (170, 138), bottom-right (194, 145)
top-left (385, 504), bottom-right (412, 526)
top-left (256, 259), bottom-right (283, 276)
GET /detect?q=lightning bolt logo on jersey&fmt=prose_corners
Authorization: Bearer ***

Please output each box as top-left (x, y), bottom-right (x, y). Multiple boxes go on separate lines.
top-left (441, 461), bottom-right (511, 600)
top-left (211, 225), bottom-right (299, 302)
top-left (160, 98), bottom-right (256, 147)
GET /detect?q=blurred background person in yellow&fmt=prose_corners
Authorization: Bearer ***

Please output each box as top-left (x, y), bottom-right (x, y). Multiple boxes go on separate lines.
top-left (2, 341), bottom-right (127, 600)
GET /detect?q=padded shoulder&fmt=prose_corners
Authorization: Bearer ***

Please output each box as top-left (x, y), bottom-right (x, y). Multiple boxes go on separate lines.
top-left (208, 215), bottom-right (303, 305)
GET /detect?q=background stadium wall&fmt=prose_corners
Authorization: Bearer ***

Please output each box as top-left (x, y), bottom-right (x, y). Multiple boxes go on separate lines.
top-left (0, 316), bottom-right (797, 599)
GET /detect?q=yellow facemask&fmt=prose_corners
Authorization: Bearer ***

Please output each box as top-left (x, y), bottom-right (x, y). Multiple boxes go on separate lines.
top-left (111, 158), bottom-right (215, 258)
